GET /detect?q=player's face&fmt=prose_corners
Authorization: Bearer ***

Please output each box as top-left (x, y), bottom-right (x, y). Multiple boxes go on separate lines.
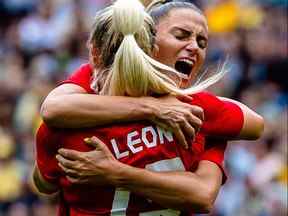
top-left (153, 8), bottom-right (208, 88)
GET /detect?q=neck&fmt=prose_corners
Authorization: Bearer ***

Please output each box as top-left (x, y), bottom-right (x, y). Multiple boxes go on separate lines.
top-left (91, 67), bottom-right (110, 94)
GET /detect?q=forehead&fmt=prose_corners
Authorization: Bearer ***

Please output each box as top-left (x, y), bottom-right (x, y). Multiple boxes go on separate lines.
top-left (157, 8), bottom-right (208, 36)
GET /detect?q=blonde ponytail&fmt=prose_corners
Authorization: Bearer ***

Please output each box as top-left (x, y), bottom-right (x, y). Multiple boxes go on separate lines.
top-left (104, 0), bottom-right (186, 96)
top-left (98, 0), bottom-right (227, 97)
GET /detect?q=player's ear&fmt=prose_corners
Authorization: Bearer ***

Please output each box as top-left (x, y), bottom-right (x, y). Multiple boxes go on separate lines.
top-left (152, 44), bottom-right (159, 58)
top-left (89, 44), bottom-right (101, 67)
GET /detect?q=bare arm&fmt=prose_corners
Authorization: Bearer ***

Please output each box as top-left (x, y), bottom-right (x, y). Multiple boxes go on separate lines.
top-left (114, 160), bottom-right (222, 213)
top-left (41, 84), bottom-right (263, 147)
top-left (219, 97), bottom-right (264, 140)
top-left (57, 137), bottom-right (222, 213)
top-left (32, 164), bottom-right (59, 195)
top-left (41, 84), bottom-right (203, 148)
top-left (41, 84), bottom-right (153, 128)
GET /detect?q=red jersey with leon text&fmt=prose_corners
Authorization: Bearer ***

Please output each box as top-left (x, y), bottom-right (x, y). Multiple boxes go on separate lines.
top-left (36, 63), bottom-right (244, 215)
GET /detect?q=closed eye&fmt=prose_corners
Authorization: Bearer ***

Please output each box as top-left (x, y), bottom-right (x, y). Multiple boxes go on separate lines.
top-left (172, 28), bottom-right (191, 41)
top-left (197, 36), bottom-right (208, 49)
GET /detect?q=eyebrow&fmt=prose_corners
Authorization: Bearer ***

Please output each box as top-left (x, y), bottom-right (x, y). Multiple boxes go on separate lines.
top-left (171, 27), bottom-right (192, 34)
top-left (199, 30), bottom-right (208, 39)
top-left (172, 27), bottom-right (208, 39)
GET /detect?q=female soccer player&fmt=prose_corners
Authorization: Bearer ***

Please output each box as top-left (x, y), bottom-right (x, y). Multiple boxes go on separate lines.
top-left (34, 0), bottom-right (263, 215)
top-left (40, 0), bottom-right (263, 147)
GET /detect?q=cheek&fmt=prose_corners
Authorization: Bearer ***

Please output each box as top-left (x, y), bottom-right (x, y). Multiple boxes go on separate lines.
top-left (156, 35), bottom-right (178, 57)
top-left (154, 43), bottom-right (175, 66)
top-left (198, 49), bottom-right (206, 65)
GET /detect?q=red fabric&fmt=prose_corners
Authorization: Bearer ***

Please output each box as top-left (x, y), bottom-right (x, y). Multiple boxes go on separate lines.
top-left (59, 63), bottom-right (245, 185)
top-left (61, 64), bottom-right (244, 139)
top-left (191, 92), bottom-right (244, 138)
top-left (36, 124), bottom-right (61, 185)
top-left (36, 64), bottom-right (245, 215)
top-left (37, 121), bottom-right (227, 215)
top-left (60, 63), bottom-right (94, 94)
top-left (198, 138), bottom-right (228, 184)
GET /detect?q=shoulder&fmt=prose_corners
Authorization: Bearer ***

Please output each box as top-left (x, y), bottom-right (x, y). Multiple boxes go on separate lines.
top-left (37, 123), bottom-right (52, 139)
top-left (36, 123), bottom-right (61, 149)
top-left (191, 92), bottom-right (244, 137)
top-left (191, 91), bottom-right (222, 106)
top-left (61, 63), bottom-right (94, 93)
top-left (70, 63), bottom-right (93, 79)
top-left (190, 91), bottom-right (224, 118)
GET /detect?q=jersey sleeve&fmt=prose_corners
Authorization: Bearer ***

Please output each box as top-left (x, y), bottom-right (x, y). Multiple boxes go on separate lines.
top-left (193, 92), bottom-right (244, 138)
top-left (35, 123), bottom-right (61, 185)
top-left (198, 138), bottom-right (228, 184)
top-left (60, 63), bottom-right (94, 93)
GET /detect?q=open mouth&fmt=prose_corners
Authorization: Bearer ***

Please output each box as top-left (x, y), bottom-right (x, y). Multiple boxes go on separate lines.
top-left (175, 59), bottom-right (194, 77)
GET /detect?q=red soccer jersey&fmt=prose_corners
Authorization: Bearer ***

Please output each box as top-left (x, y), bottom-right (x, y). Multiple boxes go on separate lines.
top-left (36, 63), bottom-right (244, 215)
top-left (36, 101), bottom-right (239, 216)
top-left (61, 64), bottom-right (95, 94)
top-left (62, 63), bottom-right (243, 138)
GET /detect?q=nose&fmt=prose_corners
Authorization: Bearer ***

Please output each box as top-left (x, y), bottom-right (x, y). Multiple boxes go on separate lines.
top-left (185, 39), bottom-right (199, 54)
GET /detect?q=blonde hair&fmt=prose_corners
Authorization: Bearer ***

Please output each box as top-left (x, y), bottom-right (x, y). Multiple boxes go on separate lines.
top-left (92, 0), bottom-right (227, 97)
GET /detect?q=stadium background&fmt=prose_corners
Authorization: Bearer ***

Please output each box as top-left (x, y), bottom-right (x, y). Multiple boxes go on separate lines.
top-left (0, 0), bottom-right (287, 215)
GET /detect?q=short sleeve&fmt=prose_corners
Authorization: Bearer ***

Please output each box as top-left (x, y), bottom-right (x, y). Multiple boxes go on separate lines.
top-left (192, 92), bottom-right (244, 138)
top-left (217, 100), bottom-right (244, 137)
top-left (60, 63), bottom-right (94, 93)
top-left (35, 124), bottom-right (61, 185)
top-left (199, 138), bottom-right (228, 184)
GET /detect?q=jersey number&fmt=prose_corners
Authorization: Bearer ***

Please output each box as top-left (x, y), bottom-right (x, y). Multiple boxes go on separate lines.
top-left (111, 157), bottom-right (185, 216)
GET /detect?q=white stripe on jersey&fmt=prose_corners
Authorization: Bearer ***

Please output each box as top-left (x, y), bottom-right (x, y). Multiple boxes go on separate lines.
top-left (140, 209), bottom-right (180, 216)
top-left (110, 157), bottom-right (185, 215)
top-left (111, 189), bottom-right (130, 215)
top-left (145, 157), bottom-right (185, 172)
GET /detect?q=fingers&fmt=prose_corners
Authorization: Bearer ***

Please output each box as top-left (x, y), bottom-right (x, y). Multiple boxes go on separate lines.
top-left (154, 117), bottom-right (193, 149)
top-left (151, 120), bottom-right (172, 132)
top-left (57, 162), bottom-right (78, 177)
top-left (66, 176), bottom-right (88, 184)
top-left (85, 136), bottom-right (113, 157)
top-left (56, 154), bottom-right (80, 178)
top-left (185, 112), bottom-right (203, 133)
top-left (84, 137), bottom-right (99, 148)
top-left (85, 136), bottom-right (105, 149)
top-left (176, 95), bottom-right (193, 103)
top-left (173, 95), bottom-right (204, 121)
top-left (171, 124), bottom-right (188, 149)
top-left (190, 106), bottom-right (204, 121)
top-left (179, 119), bottom-right (196, 141)
top-left (58, 148), bottom-right (83, 160)
top-left (154, 120), bottom-right (190, 149)
top-left (56, 154), bottom-right (77, 168)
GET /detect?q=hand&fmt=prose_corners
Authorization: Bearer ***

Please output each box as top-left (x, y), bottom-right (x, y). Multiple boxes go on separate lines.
top-left (145, 95), bottom-right (204, 149)
top-left (56, 136), bottom-right (120, 185)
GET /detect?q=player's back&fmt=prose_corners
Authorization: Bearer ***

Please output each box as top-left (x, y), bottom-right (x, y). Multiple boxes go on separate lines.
top-left (36, 92), bottom-right (243, 215)
top-left (38, 121), bottom-right (201, 215)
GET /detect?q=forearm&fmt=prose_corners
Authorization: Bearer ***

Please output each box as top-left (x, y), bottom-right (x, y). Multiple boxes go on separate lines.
top-left (42, 84), bottom-right (204, 147)
top-left (41, 94), bottom-right (153, 128)
top-left (110, 161), bottom-right (221, 213)
top-left (32, 165), bottom-right (59, 195)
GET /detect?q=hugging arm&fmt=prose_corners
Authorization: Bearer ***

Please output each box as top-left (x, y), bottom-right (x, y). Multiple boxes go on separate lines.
top-left (114, 160), bottom-right (222, 213)
top-left (41, 83), bottom-right (204, 148)
top-left (56, 137), bottom-right (224, 213)
top-left (32, 164), bottom-right (59, 195)
top-left (34, 124), bottom-right (60, 195)
top-left (41, 84), bottom-right (263, 148)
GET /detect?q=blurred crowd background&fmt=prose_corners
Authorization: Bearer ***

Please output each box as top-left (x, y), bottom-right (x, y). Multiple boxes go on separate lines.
top-left (0, 0), bottom-right (287, 215)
